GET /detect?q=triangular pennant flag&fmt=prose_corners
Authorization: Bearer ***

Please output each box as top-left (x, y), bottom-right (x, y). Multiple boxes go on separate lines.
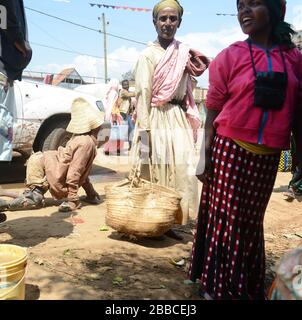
top-left (89, 3), bottom-right (152, 13)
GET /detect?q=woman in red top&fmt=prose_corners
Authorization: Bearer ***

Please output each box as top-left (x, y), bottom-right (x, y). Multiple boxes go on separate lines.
top-left (189, 0), bottom-right (302, 300)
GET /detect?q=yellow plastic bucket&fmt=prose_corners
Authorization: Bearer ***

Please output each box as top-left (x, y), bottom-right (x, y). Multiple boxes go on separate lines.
top-left (0, 245), bottom-right (27, 300)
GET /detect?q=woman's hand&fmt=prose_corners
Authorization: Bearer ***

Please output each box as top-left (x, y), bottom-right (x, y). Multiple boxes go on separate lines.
top-left (195, 109), bottom-right (219, 185)
top-left (196, 148), bottom-right (212, 185)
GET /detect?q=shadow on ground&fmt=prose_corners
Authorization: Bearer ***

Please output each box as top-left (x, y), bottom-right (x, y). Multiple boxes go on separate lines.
top-left (107, 231), bottom-right (192, 249)
top-left (273, 185), bottom-right (289, 193)
top-left (27, 249), bottom-right (200, 300)
top-left (106, 219), bottom-right (195, 249)
top-left (0, 157), bottom-right (26, 184)
top-left (90, 163), bottom-right (127, 184)
top-left (24, 247), bottom-right (286, 300)
top-left (0, 211), bottom-right (74, 247)
top-left (25, 284), bottom-right (40, 300)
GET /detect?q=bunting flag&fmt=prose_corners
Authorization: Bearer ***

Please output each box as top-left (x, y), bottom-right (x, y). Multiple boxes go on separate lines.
top-left (89, 3), bottom-right (152, 12)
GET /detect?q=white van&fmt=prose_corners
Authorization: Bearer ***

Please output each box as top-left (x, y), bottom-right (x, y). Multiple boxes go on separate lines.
top-left (10, 80), bottom-right (107, 158)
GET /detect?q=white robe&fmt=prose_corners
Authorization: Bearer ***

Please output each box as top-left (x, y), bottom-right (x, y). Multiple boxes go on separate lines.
top-left (131, 42), bottom-right (199, 225)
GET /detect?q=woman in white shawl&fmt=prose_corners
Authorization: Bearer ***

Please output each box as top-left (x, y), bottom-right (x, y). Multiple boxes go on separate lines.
top-left (103, 79), bottom-right (124, 155)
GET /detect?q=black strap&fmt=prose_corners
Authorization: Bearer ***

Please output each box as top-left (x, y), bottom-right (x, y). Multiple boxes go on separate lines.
top-left (247, 39), bottom-right (288, 76)
top-left (279, 47), bottom-right (288, 74)
top-left (248, 39), bottom-right (258, 77)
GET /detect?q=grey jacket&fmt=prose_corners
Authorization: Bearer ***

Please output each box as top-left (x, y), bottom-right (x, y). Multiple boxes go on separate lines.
top-left (0, 0), bottom-right (32, 81)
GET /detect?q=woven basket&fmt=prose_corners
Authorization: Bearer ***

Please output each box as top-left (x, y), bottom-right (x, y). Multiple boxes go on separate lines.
top-left (105, 161), bottom-right (181, 238)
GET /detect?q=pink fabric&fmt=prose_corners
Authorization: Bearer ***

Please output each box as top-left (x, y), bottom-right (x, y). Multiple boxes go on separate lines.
top-left (103, 79), bottom-right (124, 152)
top-left (103, 140), bottom-right (124, 153)
top-left (151, 40), bottom-right (208, 132)
top-left (103, 79), bottom-right (119, 122)
top-left (206, 41), bottom-right (302, 150)
top-left (111, 113), bottom-right (123, 126)
top-left (186, 48), bottom-right (210, 77)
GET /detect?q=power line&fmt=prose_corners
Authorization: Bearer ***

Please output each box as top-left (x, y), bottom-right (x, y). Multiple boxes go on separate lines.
top-left (216, 13), bottom-right (237, 17)
top-left (25, 7), bottom-right (100, 32)
top-left (25, 6), bottom-right (147, 46)
top-left (30, 42), bottom-right (136, 63)
top-left (28, 18), bottom-right (136, 63)
top-left (29, 20), bottom-right (77, 52)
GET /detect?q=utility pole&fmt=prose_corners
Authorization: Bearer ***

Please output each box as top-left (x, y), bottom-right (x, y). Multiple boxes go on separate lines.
top-left (98, 13), bottom-right (108, 83)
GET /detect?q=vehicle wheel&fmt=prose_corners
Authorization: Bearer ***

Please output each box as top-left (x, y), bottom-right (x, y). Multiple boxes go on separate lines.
top-left (41, 122), bottom-right (72, 151)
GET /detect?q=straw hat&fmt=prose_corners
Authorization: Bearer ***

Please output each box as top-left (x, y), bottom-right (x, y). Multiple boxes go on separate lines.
top-left (66, 97), bottom-right (105, 134)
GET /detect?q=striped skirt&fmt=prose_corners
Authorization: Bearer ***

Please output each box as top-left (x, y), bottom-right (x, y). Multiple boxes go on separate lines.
top-left (188, 135), bottom-right (280, 300)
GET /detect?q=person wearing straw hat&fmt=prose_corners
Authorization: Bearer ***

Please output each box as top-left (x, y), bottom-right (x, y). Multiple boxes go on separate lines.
top-left (7, 97), bottom-right (106, 212)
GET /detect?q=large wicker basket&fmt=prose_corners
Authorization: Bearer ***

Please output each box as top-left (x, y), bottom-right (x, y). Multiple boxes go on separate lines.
top-left (105, 171), bottom-right (182, 238)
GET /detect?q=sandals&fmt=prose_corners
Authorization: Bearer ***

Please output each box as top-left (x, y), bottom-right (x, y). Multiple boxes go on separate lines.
top-left (59, 201), bottom-right (82, 212)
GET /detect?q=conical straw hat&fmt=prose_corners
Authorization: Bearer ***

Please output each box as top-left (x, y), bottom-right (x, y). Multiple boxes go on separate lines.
top-left (66, 97), bottom-right (105, 134)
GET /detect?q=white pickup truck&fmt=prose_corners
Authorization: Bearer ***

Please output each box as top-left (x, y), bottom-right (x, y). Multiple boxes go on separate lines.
top-left (10, 80), bottom-right (106, 158)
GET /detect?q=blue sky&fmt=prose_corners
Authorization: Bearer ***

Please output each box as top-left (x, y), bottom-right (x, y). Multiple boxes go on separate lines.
top-left (24, 0), bottom-right (302, 86)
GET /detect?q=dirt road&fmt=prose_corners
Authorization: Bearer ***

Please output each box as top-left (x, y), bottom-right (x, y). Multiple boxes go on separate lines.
top-left (0, 151), bottom-right (301, 300)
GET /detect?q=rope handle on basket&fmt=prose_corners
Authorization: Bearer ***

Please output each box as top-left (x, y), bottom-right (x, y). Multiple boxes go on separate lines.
top-left (129, 131), bottom-right (154, 191)
top-left (129, 158), bottom-right (154, 191)
top-left (148, 158), bottom-right (154, 192)
top-left (130, 160), bottom-right (141, 190)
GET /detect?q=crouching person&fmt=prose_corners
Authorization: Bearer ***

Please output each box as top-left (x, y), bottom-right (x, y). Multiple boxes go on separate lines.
top-left (9, 97), bottom-right (106, 212)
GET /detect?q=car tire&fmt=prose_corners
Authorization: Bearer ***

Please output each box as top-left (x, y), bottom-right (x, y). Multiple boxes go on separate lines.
top-left (42, 122), bottom-right (72, 151)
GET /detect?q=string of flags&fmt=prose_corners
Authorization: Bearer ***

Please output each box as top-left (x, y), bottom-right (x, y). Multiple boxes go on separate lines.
top-left (89, 3), bottom-right (152, 12)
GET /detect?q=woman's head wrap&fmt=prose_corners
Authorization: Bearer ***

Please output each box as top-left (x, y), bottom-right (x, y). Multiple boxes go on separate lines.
top-left (237, 0), bottom-right (295, 47)
top-left (153, 0), bottom-right (184, 19)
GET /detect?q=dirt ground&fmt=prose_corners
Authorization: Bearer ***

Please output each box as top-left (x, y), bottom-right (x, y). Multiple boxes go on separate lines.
top-left (0, 150), bottom-right (301, 300)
